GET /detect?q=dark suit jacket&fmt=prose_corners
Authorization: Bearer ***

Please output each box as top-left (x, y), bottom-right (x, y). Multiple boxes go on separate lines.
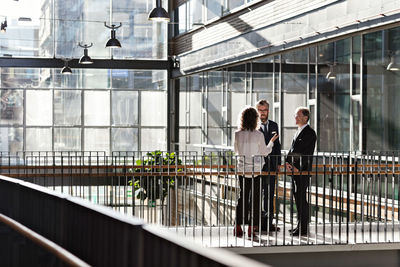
top-left (260, 120), bottom-right (281, 171)
top-left (286, 125), bottom-right (317, 173)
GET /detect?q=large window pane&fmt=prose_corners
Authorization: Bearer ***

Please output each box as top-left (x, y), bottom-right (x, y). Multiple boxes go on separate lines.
top-left (352, 100), bottom-right (360, 151)
top-left (317, 39), bottom-right (351, 152)
top-left (141, 128), bottom-right (166, 151)
top-left (26, 128), bottom-right (52, 151)
top-left (84, 128), bottom-right (109, 154)
top-left (141, 91), bottom-right (167, 126)
top-left (54, 128), bottom-right (81, 151)
top-left (26, 90), bottom-right (52, 126)
top-left (207, 0), bottom-right (222, 20)
top-left (0, 89), bottom-right (23, 125)
top-left (112, 128), bottom-right (138, 151)
top-left (281, 49), bottom-right (308, 149)
top-left (1, 1), bottom-right (50, 57)
top-left (0, 127), bottom-right (23, 154)
top-left (54, 90), bottom-right (81, 126)
top-left (84, 91), bottom-right (110, 126)
top-left (252, 58), bottom-right (274, 105)
top-left (364, 27), bottom-right (400, 151)
top-left (112, 70), bottom-right (167, 90)
top-left (207, 71), bottom-right (223, 127)
top-left (111, 0), bottom-right (167, 60)
top-left (112, 91), bottom-right (138, 126)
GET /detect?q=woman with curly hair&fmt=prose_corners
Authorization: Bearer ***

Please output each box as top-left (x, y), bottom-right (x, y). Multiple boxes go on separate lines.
top-left (234, 106), bottom-right (278, 238)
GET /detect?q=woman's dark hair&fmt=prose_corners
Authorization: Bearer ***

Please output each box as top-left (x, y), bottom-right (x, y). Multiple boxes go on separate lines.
top-left (239, 106), bottom-right (259, 131)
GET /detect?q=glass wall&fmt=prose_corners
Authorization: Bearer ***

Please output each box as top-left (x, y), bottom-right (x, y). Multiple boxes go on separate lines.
top-left (173, 0), bottom-right (256, 36)
top-left (0, 68), bottom-right (167, 154)
top-left (0, 0), bottom-right (167, 59)
top-left (178, 25), bottom-right (400, 153)
top-left (363, 27), bottom-right (400, 151)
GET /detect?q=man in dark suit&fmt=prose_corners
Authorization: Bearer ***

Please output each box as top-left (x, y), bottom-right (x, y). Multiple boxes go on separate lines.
top-left (286, 106), bottom-right (316, 236)
top-left (256, 99), bottom-right (281, 232)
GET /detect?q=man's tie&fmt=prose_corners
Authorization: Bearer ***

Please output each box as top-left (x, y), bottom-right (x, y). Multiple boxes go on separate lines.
top-left (262, 123), bottom-right (268, 141)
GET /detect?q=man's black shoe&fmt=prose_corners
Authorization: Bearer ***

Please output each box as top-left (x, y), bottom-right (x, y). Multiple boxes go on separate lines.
top-left (288, 227), bottom-right (298, 233)
top-left (290, 228), bottom-right (308, 236)
top-left (269, 225), bottom-right (281, 232)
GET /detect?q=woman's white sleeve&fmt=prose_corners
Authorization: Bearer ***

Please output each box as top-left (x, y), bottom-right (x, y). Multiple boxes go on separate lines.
top-left (259, 134), bottom-right (274, 155)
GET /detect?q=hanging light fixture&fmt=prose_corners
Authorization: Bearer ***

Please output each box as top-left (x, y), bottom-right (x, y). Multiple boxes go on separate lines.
top-left (387, 52), bottom-right (400, 71)
top-left (148, 0), bottom-right (170, 22)
top-left (78, 42), bottom-right (93, 64)
top-left (326, 64), bottom-right (336, 80)
top-left (1, 18), bottom-right (7, 33)
top-left (104, 22), bottom-right (122, 48)
top-left (61, 59), bottom-right (72, 75)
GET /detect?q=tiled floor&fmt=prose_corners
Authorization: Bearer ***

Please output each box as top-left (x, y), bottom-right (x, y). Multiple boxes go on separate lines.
top-left (165, 222), bottom-right (400, 247)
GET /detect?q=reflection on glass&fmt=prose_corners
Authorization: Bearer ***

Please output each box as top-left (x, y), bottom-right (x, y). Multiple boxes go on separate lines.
top-left (281, 49), bottom-right (307, 149)
top-left (207, 0), bottom-right (222, 20)
top-left (84, 91), bottom-right (110, 126)
top-left (309, 105), bottom-right (315, 130)
top-left (364, 27), bottom-right (400, 151)
top-left (252, 59), bottom-right (273, 104)
top-left (0, 90), bottom-right (23, 125)
top-left (26, 128), bottom-right (52, 151)
top-left (112, 91), bottom-right (138, 126)
top-left (178, 3), bottom-right (187, 34)
top-left (309, 47), bottom-right (316, 99)
top-left (54, 90), bottom-right (81, 126)
top-left (352, 35), bottom-right (361, 95)
top-left (207, 71), bottom-right (223, 127)
top-left (207, 127), bottom-right (222, 145)
top-left (111, 70), bottom-right (167, 90)
top-left (351, 100), bottom-right (360, 151)
top-left (318, 39), bottom-right (350, 152)
top-left (54, 128), bottom-right (81, 151)
top-left (112, 128), bottom-right (138, 151)
top-left (274, 107), bottom-right (279, 126)
top-left (228, 0), bottom-right (244, 11)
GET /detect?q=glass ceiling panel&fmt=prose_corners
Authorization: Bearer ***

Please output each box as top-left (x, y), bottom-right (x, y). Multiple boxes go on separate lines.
top-left (0, 0), bottom-right (167, 60)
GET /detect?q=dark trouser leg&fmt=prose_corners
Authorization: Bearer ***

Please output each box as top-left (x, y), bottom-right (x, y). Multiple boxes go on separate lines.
top-left (294, 176), bottom-right (309, 230)
top-left (250, 176), bottom-right (261, 227)
top-left (263, 175), bottom-right (276, 227)
top-left (236, 176), bottom-right (250, 224)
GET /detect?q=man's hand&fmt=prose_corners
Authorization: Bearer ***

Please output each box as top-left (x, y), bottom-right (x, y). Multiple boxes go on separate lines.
top-left (270, 133), bottom-right (279, 143)
top-left (285, 162), bottom-right (299, 172)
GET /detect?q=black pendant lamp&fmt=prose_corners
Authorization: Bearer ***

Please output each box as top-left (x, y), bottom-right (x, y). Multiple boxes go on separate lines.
top-left (78, 42), bottom-right (93, 64)
top-left (105, 22), bottom-right (122, 48)
top-left (387, 52), bottom-right (400, 71)
top-left (148, 0), bottom-right (170, 22)
top-left (61, 59), bottom-right (72, 74)
top-left (1, 18), bottom-right (7, 33)
top-left (325, 64), bottom-right (336, 80)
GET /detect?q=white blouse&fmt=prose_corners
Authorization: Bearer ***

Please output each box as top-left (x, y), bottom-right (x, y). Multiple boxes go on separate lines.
top-left (234, 129), bottom-right (274, 174)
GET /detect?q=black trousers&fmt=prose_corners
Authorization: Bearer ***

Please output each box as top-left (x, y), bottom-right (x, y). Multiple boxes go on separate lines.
top-left (292, 175), bottom-right (310, 230)
top-left (262, 175), bottom-right (276, 227)
top-left (236, 175), bottom-right (261, 225)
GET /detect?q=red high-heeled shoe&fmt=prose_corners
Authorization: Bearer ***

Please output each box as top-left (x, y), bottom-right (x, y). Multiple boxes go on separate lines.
top-left (233, 225), bottom-right (243, 237)
top-left (248, 225), bottom-right (259, 238)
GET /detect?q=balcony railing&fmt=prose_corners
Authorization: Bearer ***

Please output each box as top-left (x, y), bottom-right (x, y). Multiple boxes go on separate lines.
top-left (1, 151), bottom-right (399, 247)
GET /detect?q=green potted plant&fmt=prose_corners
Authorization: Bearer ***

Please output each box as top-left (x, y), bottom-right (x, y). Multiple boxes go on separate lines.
top-left (129, 151), bottom-right (182, 208)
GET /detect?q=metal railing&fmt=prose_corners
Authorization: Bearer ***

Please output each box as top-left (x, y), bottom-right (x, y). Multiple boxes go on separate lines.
top-left (1, 151), bottom-right (399, 247)
top-left (0, 175), bottom-right (265, 267)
